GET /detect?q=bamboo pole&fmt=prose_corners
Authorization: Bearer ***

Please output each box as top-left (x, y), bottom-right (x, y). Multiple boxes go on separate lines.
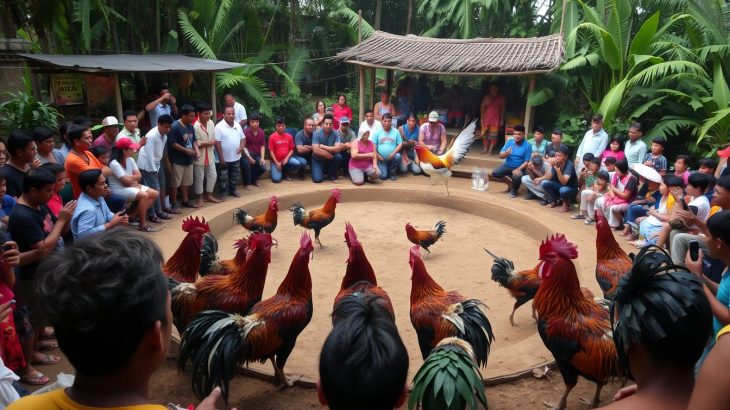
top-left (113, 73), bottom-right (123, 120)
top-left (523, 75), bottom-right (536, 132)
top-left (358, 10), bottom-right (364, 123)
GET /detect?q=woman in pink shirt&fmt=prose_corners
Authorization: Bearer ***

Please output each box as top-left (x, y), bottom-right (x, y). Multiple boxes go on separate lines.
top-left (348, 129), bottom-right (378, 185)
top-left (480, 83), bottom-right (505, 155)
top-left (600, 136), bottom-right (626, 169)
top-left (332, 94), bottom-right (353, 130)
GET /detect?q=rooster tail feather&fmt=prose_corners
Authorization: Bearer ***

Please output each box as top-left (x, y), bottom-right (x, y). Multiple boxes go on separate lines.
top-left (484, 249), bottom-right (516, 287)
top-left (179, 310), bottom-right (245, 401)
top-left (433, 220), bottom-right (447, 238)
top-left (199, 233), bottom-right (219, 277)
top-left (459, 299), bottom-right (495, 368)
top-left (289, 202), bottom-right (307, 226)
top-left (233, 208), bottom-right (248, 226)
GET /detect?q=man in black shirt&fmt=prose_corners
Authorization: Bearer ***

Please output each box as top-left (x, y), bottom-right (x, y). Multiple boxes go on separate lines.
top-left (5, 131), bottom-right (41, 198)
top-left (8, 169), bottom-right (76, 372)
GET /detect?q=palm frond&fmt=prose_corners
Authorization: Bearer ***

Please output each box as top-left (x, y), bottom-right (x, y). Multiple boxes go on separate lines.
top-left (178, 9), bottom-right (217, 59)
top-left (648, 116), bottom-right (700, 137)
top-left (627, 61), bottom-right (707, 88)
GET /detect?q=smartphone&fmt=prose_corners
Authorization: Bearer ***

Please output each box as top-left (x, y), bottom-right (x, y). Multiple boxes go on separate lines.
top-left (689, 240), bottom-right (700, 262)
top-left (680, 197), bottom-right (689, 211)
top-left (119, 208), bottom-right (128, 216)
top-left (2, 244), bottom-right (12, 252)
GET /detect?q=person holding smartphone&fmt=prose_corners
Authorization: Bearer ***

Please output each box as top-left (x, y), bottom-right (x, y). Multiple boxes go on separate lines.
top-left (71, 169), bottom-right (128, 240)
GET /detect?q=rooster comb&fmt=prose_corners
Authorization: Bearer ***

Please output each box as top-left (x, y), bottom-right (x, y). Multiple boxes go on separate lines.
top-left (233, 237), bottom-right (249, 249)
top-left (248, 232), bottom-right (272, 249)
top-left (539, 234), bottom-right (578, 260)
top-left (181, 216), bottom-right (209, 233)
top-left (299, 231), bottom-right (313, 249)
top-left (344, 222), bottom-right (358, 246)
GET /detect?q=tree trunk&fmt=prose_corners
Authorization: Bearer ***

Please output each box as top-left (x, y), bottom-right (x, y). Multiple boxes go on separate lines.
top-left (406, 0), bottom-right (413, 34)
top-left (374, 0), bottom-right (382, 30)
top-left (155, 0), bottom-right (161, 51)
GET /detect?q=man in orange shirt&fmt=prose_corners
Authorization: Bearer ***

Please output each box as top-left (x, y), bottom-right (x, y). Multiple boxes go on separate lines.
top-left (64, 124), bottom-right (126, 212)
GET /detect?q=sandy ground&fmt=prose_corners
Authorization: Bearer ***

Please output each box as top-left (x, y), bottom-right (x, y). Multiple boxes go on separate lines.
top-left (25, 173), bottom-right (633, 408)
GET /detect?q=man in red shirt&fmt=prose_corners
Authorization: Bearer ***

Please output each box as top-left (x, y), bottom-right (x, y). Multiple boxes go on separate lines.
top-left (267, 117), bottom-right (304, 182)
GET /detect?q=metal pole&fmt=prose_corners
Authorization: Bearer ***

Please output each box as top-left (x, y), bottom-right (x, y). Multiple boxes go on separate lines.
top-left (113, 73), bottom-right (123, 120)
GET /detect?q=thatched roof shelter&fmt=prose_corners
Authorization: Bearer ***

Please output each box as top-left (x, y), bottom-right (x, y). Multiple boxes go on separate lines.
top-left (335, 31), bottom-right (564, 76)
top-left (335, 30), bottom-right (565, 130)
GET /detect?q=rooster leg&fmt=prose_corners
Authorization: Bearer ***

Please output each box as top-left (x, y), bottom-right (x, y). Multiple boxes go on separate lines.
top-left (445, 182), bottom-right (450, 197)
top-left (509, 305), bottom-right (517, 327)
top-left (543, 383), bottom-right (574, 409)
top-left (269, 358), bottom-right (299, 388)
top-left (272, 237), bottom-right (279, 247)
top-left (580, 383), bottom-right (604, 408)
top-left (532, 304), bottom-right (538, 322)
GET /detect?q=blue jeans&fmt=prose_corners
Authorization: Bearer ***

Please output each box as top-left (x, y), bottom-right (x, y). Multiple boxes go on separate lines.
top-left (625, 203), bottom-right (649, 226)
top-left (270, 157), bottom-right (304, 183)
top-left (141, 169), bottom-right (162, 217)
top-left (492, 163), bottom-right (523, 193)
top-left (311, 153), bottom-right (343, 183)
top-left (377, 153), bottom-right (402, 180)
top-left (106, 193), bottom-right (126, 213)
top-left (540, 180), bottom-right (578, 203)
top-left (294, 154), bottom-right (311, 177)
top-left (241, 153), bottom-right (268, 185)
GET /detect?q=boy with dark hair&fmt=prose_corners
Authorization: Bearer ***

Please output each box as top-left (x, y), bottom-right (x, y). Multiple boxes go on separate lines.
top-left (674, 154), bottom-right (691, 185)
top-left (318, 295), bottom-right (408, 410)
top-left (527, 125), bottom-right (547, 157)
top-left (5, 131), bottom-right (40, 198)
top-left (8, 169), bottom-right (77, 385)
top-left (544, 128), bottom-right (566, 159)
top-left (0, 169), bottom-right (16, 229)
top-left (242, 112), bottom-right (268, 186)
top-left (8, 230), bottom-right (230, 410)
top-left (644, 137), bottom-right (668, 175)
top-left (270, 117), bottom-right (305, 183)
top-left (607, 247), bottom-right (711, 409)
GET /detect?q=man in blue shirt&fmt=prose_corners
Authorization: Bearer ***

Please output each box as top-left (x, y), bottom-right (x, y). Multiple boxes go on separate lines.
top-left (491, 124), bottom-right (532, 198)
top-left (71, 169), bottom-right (128, 240)
top-left (372, 113), bottom-right (403, 181)
top-left (540, 145), bottom-right (579, 211)
top-left (312, 114), bottom-right (343, 183)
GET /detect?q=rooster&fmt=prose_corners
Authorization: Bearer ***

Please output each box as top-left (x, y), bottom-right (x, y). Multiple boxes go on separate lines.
top-left (595, 211), bottom-right (632, 299)
top-left (234, 196), bottom-right (279, 245)
top-left (405, 221), bottom-right (446, 256)
top-left (408, 245), bottom-right (494, 367)
top-left (164, 217), bottom-right (212, 283)
top-left (333, 223), bottom-right (394, 321)
top-left (484, 248), bottom-right (541, 326)
top-left (179, 232), bottom-right (314, 400)
top-left (289, 188), bottom-right (341, 248)
top-left (199, 237), bottom-right (247, 277)
top-left (415, 120), bottom-right (476, 196)
top-left (169, 233), bottom-right (273, 331)
top-left (532, 234), bottom-right (620, 409)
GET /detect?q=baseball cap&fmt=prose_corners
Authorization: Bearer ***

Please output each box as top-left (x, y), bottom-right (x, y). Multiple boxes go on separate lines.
top-left (428, 111), bottom-right (439, 122)
top-left (115, 137), bottom-right (140, 151)
top-left (101, 116), bottom-right (122, 128)
top-left (718, 146), bottom-right (730, 158)
top-left (339, 116), bottom-right (350, 124)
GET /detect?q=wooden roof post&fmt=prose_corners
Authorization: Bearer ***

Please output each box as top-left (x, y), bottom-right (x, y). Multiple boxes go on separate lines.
top-left (369, 68), bottom-right (375, 109)
top-left (358, 10), bottom-right (364, 124)
top-left (523, 75), bottom-right (536, 132)
top-left (113, 73), bottom-right (123, 120)
top-left (210, 72), bottom-right (217, 119)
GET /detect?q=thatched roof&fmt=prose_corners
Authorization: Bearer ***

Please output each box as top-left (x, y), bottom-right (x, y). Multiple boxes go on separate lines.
top-left (335, 31), bottom-right (564, 76)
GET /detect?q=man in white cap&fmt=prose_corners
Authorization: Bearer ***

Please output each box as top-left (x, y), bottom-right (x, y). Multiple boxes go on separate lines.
top-left (92, 116), bottom-right (122, 152)
top-left (418, 111), bottom-right (447, 155)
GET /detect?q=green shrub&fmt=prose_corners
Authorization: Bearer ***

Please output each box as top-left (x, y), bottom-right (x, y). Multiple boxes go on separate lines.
top-left (0, 91), bottom-right (62, 135)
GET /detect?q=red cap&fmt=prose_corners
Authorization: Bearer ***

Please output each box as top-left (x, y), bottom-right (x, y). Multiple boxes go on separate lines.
top-left (115, 137), bottom-right (140, 151)
top-left (718, 146), bottom-right (730, 158)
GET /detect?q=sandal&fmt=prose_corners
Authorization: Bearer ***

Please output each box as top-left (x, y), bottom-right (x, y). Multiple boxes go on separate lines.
top-left (158, 212), bottom-right (172, 220)
top-left (149, 215), bottom-right (162, 223)
top-left (570, 214), bottom-right (585, 220)
top-left (286, 175), bottom-right (293, 181)
top-left (182, 201), bottom-right (200, 209)
top-left (168, 207), bottom-right (182, 214)
top-left (138, 225), bottom-right (158, 233)
top-left (38, 341), bottom-right (58, 351)
top-left (31, 353), bottom-right (61, 366)
top-left (20, 369), bottom-right (50, 386)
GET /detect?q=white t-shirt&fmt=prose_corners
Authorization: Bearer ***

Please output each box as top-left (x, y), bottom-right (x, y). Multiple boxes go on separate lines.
top-left (108, 158), bottom-right (139, 193)
top-left (233, 101), bottom-right (247, 124)
top-left (215, 120), bottom-right (244, 163)
top-left (137, 127), bottom-right (167, 172)
top-left (689, 195), bottom-right (711, 223)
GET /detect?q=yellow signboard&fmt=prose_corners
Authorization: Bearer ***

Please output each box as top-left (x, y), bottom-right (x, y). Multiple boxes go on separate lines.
top-left (50, 73), bottom-right (85, 106)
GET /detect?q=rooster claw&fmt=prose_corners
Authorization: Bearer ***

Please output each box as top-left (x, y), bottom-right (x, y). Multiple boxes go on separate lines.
top-left (277, 374), bottom-right (302, 389)
top-left (579, 397), bottom-right (599, 408)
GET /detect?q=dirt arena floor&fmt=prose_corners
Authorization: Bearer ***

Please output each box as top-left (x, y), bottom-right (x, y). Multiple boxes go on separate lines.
top-left (28, 175), bottom-right (630, 408)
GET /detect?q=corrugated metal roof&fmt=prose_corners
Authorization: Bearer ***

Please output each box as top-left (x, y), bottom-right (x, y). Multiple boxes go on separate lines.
top-left (336, 31), bottom-right (564, 76)
top-left (19, 53), bottom-right (244, 73)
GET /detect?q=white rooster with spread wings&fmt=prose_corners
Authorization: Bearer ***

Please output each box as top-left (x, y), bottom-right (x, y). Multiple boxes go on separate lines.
top-left (414, 120), bottom-right (477, 196)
